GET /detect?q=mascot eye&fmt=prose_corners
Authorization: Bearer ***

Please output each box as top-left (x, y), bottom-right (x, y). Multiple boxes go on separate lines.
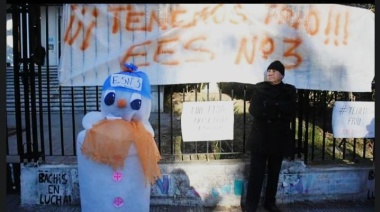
top-left (104, 90), bottom-right (116, 106)
top-left (130, 93), bottom-right (142, 110)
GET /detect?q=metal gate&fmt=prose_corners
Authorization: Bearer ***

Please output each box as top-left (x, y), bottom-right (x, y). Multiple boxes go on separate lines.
top-left (6, 3), bottom-right (47, 194)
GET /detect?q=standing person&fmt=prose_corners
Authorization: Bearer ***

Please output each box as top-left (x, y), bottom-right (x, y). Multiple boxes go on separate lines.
top-left (244, 60), bottom-right (297, 212)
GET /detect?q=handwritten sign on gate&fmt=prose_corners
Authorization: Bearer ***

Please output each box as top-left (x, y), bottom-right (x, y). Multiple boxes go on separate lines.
top-left (58, 4), bottom-right (374, 92)
top-left (332, 101), bottom-right (374, 138)
top-left (181, 101), bottom-right (234, 142)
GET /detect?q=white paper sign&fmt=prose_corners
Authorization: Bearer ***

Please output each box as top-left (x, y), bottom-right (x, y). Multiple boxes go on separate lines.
top-left (181, 101), bottom-right (234, 142)
top-left (332, 101), bottom-right (374, 138)
top-left (110, 74), bottom-right (142, 91)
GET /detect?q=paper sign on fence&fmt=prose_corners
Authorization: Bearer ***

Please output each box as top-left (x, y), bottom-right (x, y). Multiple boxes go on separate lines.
top-left (332, 101), bottom-right (374, 138)
top-left (181, 101), bottom-right (234, 142)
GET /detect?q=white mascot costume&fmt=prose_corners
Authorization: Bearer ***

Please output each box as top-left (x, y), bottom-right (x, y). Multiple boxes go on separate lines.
top-left (76, 63), bottom-right (162, 211)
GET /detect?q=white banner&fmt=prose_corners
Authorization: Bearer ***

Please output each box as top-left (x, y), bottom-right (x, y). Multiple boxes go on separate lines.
top-left (181, 101), bottom-right (234, 142)
top-left (332, 101), bottom-right (375, 138)
top-left (58, 4), bottom-right (374, 92)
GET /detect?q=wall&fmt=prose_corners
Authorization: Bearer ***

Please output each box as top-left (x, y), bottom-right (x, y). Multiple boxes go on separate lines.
top-left (20, 160), bottom-right (375, 207)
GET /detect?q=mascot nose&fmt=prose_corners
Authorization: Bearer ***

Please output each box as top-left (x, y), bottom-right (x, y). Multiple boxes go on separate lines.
top-left (117, 99), bottom-right (127, 108)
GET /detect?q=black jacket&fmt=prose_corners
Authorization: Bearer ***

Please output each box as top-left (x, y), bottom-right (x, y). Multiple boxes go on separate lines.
top-left (247, 81), bottom-right (296, 156)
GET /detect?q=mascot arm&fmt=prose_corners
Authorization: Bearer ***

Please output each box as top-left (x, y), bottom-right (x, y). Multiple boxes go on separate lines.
top-left (142, 120), bottom-right (155, 137)
top-left (82, 111), bottom-right (105, 129)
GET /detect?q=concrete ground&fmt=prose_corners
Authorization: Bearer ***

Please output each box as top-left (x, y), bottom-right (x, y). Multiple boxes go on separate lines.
top-left (7, 194), bottom-right (374, 212)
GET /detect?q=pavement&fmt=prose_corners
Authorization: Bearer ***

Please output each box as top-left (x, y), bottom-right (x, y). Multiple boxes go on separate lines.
top-left (7, 194), bottom-right (375, 212)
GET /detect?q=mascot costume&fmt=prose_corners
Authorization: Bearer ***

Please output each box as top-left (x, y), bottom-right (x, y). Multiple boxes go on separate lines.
top-left (76, 63), bottom-right (162, 211)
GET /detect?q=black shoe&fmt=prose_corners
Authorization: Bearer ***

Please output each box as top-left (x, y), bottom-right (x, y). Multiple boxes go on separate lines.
top-left (263, 203), bottom-right (281, 212)
top-left (243, 205), bottom-right (258, 212)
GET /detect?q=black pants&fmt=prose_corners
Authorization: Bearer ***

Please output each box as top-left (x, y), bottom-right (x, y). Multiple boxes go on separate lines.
top-left (245, 152), bottom-right (284, 211)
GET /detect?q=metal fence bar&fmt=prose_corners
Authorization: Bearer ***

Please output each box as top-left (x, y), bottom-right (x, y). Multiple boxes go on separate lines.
top-left (83, 87), bottom-right (87, 114)
top-left (332, 92), bottom-right (337, 160)
top-left (59, 86), bottom-right (64, 155)
top-left (310, 91), bottom-right (316, 161)
top-left (71, 87), bottom-right (76, 155)
top-left (157, 85), bottom-right (162, 151)
top-left (242, 84), bottom-right (247, 153)
top-left (353, 138), bottom-right (357, 160)
top-left (29, 5), bottom-right (42, 162)
top-left (169, 85), bottom-right (174, 155)
top-left (321, 91), bottom-right (327, 160)
top-left (6, 121), bottom-right (10, 155)
top-left (304, 90), bottom-right (310, 162)
top-left (296, 90), bottom-right (304, 160)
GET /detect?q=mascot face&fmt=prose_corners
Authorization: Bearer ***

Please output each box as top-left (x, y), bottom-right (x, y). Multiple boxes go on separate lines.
top-left (101, 64), bottom-right (152, 122)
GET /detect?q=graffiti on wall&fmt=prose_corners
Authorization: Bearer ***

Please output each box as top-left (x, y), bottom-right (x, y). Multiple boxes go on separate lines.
top-left (151, 168), bottom-right (245, 203)
top-left (152, 174), bottom-right (173, 195)
top-left (278, 164), bottom-right (369, 198)
top-left (151, 169), bottom-right (201, 198)
top-left (367, 170), bottom-right (375, 199)
top-left (37, 168), bottom-right (79, 205)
